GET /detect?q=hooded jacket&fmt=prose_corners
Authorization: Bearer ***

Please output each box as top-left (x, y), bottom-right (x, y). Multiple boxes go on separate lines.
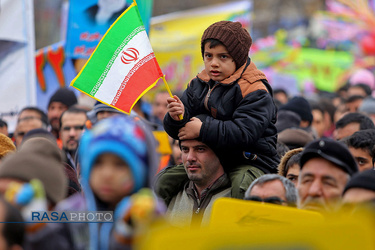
top-left (164, 59), bottom-right (279, 173)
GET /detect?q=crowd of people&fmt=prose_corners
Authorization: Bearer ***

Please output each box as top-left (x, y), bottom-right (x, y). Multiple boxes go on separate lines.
top-left (0, 20), bottom-right (375, 249)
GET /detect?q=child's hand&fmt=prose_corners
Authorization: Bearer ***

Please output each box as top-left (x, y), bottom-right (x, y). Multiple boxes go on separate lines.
top-left (178, 117), bottom-right (202, 140)
top-left (166, 95), bottom-right (184, 121)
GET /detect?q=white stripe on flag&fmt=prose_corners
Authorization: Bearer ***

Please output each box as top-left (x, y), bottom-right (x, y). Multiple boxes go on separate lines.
top-left (94, 30), bottom-right (154, 103)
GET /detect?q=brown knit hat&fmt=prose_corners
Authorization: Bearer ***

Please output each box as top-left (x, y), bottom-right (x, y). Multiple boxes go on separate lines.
top-left (0, 137), bottom-right (67, 205)
top-left (0, 134), bottom-right (16, 159)
top-left (201, 21), bottom-right (252, 69)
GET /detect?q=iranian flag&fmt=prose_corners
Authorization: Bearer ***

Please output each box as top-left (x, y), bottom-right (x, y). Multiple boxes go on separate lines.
top-left (70, 1), bottom-right (163, 114)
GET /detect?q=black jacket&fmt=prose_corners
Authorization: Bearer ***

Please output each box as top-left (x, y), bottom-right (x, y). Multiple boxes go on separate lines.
top-left (163, 59), bottom-right (279, 173)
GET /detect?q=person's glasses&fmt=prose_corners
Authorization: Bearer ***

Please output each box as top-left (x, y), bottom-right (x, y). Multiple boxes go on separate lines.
top-left (62, 125), bottom-right (84, 131)
top-left (244, 196), bottom-right (286, 205)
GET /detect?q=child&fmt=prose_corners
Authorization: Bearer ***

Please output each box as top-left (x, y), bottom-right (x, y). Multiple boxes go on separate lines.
top-left (161, 21), bottom-right (279, 199)
top-left (15, 115), bottom-right (163, 249)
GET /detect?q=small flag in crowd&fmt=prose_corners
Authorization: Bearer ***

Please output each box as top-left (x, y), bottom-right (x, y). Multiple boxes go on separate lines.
top-left (71, 1), bottom-right (163, 114)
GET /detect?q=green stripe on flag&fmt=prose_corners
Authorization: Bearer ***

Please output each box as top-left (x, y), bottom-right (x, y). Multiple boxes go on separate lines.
top-left (72, 4), bottom-right (144, 94)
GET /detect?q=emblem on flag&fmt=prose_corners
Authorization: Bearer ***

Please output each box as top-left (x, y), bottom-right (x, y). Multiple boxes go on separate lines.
top-left (121, 48), bottom-right (140, 64)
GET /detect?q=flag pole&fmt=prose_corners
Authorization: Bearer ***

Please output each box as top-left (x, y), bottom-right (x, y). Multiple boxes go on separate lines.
top-left (162, 75), bottom-right (183, 120)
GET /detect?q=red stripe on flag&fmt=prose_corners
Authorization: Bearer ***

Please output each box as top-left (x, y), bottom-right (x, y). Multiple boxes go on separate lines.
top-left (112, 57), bottom-right (163, 113)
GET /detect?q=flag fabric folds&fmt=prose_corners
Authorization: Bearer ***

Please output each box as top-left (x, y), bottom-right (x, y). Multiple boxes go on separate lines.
top-left (71, 2), bottom-right (163, 114)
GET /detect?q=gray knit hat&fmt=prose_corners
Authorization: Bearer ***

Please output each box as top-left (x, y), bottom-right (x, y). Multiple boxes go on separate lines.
top-left (201, 21), bottom-right (252, 69)
top-left (0, 137), bottom-right (67, 204)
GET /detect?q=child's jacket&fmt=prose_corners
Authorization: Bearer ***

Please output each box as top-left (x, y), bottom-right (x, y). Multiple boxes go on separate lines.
top-left (164, 59), bottom-right (279, 173)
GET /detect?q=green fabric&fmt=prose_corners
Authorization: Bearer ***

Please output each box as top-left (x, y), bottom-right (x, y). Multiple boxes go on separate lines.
top-left (154, 164), bottom-right (188, 206)
top-left (229, 165), bottom-right (265, 199)
top-left (154, 164), bottom-right (265, 203)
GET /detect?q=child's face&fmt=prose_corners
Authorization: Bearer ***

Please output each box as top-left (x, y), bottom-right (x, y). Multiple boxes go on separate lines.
top-left (90, 153), bottom-right (134, 206)
top-left (203, 42), bottom-right (236, 82)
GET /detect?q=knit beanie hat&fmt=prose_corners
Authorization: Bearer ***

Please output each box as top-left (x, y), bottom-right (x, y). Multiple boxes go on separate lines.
top-left (0, 134), bottom-right (16, 159)
top-left (201, 21), bottom-right (252, 69)
top-left (279, 96), bottom-right (313, 124)
top-left (0, 138), bottom-right (67, 204)
top-left (79, 115), bottom-right (152, 194)
top-left (48, 87), bottom-right (78, 109)
top-left (343, 169), bottom-right (375, 194)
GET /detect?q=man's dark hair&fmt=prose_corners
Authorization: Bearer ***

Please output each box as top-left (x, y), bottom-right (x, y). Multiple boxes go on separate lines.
top-left (336, 112), bottom-right (375, 130)
top-left (59, 106), bottom-right (88, 130)
top-left (345, 95), bottom-right (365, 104)
top-left (0, 197), bottom-right (25, 247)
top-left (343, 129), bottom-right (375, 166)
top-left (0, 119), bottom-right (7, 129)
top-left (349, 83), bottom-right (372, 97)
top-left (18, 106), bottom-right (49, 128)
top-left (310, 101), bottom-right (324, 117)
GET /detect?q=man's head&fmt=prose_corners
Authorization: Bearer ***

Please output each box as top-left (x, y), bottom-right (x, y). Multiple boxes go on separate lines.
top-left (59, 107), bottom-right (88, 154)
top-left (47, 88), bottom-right (78, 133)
top-left (343, 129), bottom-right (375, 172)
top-left (342, 169), bottom-right (375, 204)
top-left (152, 91), bottom-right (170, 122)
top-left (334, 112), bottom-right (375, 140)
top-left (0, 197), bottom-right (24, 250)
top-left (91, 101), bottom-right (123, 122)
top-left (201, 21), bottom-right (252, 71)
top-left (278, 147), bottom-right (304, 186)
top-left (14, 107), bottom-right (49, 147)
top-left (0, 119), bottom-right (8, 137)
top-left (298, 138), bottom-right (358, 212)
top-left (345, 95), bottom-right (364, 113)
top-left (310, 102), bottom-right (326, 138)
top-left (347, 84), bottom-right (372, 98)
top-left (245, 174), bottom-right (298, 207)
top-left (279, 96), bottom-right (313, 128)
top-left (180, 140), bottom-right (224, 192)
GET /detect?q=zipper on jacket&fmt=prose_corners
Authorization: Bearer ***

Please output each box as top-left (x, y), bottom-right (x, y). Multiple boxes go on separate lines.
top-left (204, 83), bottom-right (218, 111)
top-left (193, 189), bottom-right (201, 214)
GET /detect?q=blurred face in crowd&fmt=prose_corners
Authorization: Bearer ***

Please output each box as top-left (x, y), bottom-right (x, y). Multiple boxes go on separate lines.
top-left (96, 111), bottom-right (119, 121)
top-left (334, 122), bottom-right (360, 141)
top-left (298, 157), bottom-right (349, 212)
top-left (18, 110), bottom-right (41, 122)
top-left (312, 109), bottom-right (326, 138)
top-left (14, 118), bottom-right (43, 146)
top-left (343, 188), bottom-right (375, 204)
top-left (286, 163), bottom-right (300, 187)
top-left (48, 102), bottom-right (68, 132)
top-left (60, 112), bottom-right (87, 153)
top-left (203, 42), bottom-right (236, 82)
top-left (346, 99), bottom-right (363, 113)
top-left (348, 147), bottom-right (373, 172)
top-left (247, 180), bottom-right (288, 206)
top-left (181, 140), bottom-right (224, 192)
top-left (152, 92), bottom-right (170, 122)
top-left (171, 139), bottom-right (182, 165)
top-left (347, 86), bottom-right (368, 98)
top-left (274, 92), bottom-right (288, 105)
top-left (90, 153), bottom-right (134, 208)
top-left (0, 126), bottom-right (7, 137)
